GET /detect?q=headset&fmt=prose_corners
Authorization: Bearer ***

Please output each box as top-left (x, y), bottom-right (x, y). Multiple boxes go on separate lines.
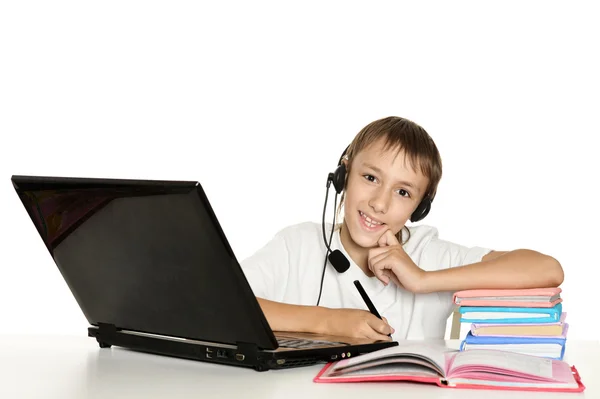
top-left (315, 145), bottom-right (433, 306)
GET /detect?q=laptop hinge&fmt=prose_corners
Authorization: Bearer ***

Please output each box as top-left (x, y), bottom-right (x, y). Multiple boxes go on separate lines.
top-left (97, 322), bottom-right (120, 334)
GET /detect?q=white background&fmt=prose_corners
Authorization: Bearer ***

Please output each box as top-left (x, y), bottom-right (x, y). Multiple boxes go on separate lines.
top-left (1, 1), bottom-right (598, 341)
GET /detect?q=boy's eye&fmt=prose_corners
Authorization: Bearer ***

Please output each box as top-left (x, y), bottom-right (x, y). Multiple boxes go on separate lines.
top-left (363, 174), bottom-right (411, 198)
top-left (397, 189), bottom-right (411, 198)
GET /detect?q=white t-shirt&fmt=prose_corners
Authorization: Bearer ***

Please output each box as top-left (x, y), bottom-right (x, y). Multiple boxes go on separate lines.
top-left (240, 222), bottom-right (492, 340)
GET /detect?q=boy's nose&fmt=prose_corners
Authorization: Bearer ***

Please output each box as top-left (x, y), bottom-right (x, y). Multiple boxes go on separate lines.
top-left (368, 190), bottom-right (390, 214)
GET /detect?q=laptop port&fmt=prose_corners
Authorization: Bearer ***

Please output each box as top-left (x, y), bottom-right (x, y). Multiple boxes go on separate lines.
top-left (206, 348), bottom-right (213, 359)
top-left (217, 350), bottom-right (227, 359)
top-left (235, 353), bottom-right (245, 361)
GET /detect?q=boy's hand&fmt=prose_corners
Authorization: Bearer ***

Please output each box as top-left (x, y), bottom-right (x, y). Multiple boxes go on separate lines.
top-left (368, 229), bottom-right (427, 293)
top-left (322, 308), bottom-right (394, 341)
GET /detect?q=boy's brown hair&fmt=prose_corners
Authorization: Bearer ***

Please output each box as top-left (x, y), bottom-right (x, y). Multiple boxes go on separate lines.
top-left (338, 116), bottom-right (443, 243)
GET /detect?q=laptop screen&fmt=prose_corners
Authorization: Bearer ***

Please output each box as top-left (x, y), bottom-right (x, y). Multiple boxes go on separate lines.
top-left (12, 175), bottom-right (277, 350)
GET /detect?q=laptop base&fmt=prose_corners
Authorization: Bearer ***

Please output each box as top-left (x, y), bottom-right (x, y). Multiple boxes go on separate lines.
top-left (88, 326), bottom-right (396, 372)
top-left (88, 326), bottom-right (274, 371)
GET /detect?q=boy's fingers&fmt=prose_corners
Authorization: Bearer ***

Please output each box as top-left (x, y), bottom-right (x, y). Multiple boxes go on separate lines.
top-left (364, 326), bottom-right (392, 341)
top-left (378, 229), bottom-right (400, 247)
top-left (382, 270), bottom-right (402, 287)
top-left (366, 331), bottom-right (393, 341)
top-left (370, 255), bottom-right (391, 284)
top-left (367, 316), bottom-right (395, 335)
top-left (368, 247), bottom-right (389, 261)
top-left (368, 249), bottom-right (390, 266)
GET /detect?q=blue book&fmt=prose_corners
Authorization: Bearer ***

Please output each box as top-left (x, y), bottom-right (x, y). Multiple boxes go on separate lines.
top-left (459, 331), bottom-right (567, 360)
top-left (459, 302), bottom-right (562, 324)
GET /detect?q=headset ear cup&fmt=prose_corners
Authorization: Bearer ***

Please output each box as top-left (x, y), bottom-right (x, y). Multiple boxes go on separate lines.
top-left (410, 198), bottom-right (432, 223)
top-left (332, 163), bottom-right (346, 194)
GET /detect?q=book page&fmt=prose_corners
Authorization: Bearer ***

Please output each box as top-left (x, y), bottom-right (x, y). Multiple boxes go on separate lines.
top-left (318, 361), bottom-right (441, 381)
top-left (331, 356), bottom-right (443, 377)
top-left (331, 341), bottom-right (454, 377)
top-left (464, 311), bottom-right (549, 319)
top-left (463, 343), bottom-right (563, 358)
top-left (459, 295), bottom-right (553, 302)
top-left (474, 325), bottom-right (563, 336)
top-left (339, 363), bottom-right (441, 378)
top-left (449, 349), bottom-right (553, 379)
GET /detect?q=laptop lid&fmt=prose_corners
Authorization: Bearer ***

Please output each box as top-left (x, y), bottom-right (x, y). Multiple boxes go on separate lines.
top-left (11, 175), bottom-right (278, 350)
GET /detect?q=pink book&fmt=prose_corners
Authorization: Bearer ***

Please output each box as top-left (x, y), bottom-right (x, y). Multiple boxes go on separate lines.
top-left (453, 288), bottom-right (562, 308)
top-left (314, 341), bottom-right (584, 392)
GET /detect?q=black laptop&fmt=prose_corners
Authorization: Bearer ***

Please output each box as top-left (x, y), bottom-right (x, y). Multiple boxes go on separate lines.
top-left (11, 175), bottom-right (396, 371)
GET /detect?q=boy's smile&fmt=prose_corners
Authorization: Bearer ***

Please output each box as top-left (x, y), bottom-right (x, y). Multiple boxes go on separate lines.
top-left (358, 210), bottom-right (386, 232)
top-left (340, 137), bottom-right (430, 272)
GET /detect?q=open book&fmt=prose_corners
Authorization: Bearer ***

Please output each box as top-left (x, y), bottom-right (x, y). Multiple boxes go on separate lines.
top-left (314, 341), bottom-right (584, 392)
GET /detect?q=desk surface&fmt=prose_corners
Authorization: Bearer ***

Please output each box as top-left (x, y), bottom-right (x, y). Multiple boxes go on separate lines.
top-left (1, 335), bottom-right (597, 399)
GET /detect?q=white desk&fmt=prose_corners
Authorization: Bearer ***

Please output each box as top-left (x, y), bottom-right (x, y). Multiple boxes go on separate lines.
top-left (1, 335), bottom-right (597, 399)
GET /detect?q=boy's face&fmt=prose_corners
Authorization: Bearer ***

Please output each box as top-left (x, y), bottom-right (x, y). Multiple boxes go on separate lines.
top-left (341, 138), bottom-right (430, 249)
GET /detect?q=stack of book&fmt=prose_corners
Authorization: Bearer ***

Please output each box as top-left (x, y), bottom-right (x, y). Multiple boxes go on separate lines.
top-left (452, 288), bottom-right (568, 360)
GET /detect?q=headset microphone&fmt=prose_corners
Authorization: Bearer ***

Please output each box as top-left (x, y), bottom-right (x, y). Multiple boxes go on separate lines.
top-left (321, 173), bottom-right (350, 274)
top-left (322, 182), bottom-right (350, 274)
top-left (316, 172), bottom-right (351, 306)
top-left (328, 249), bottom-right (350, 273)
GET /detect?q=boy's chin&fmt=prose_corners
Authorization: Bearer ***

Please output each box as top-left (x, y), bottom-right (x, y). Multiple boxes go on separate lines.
top-left (347, 229), bottom-right (381, 249)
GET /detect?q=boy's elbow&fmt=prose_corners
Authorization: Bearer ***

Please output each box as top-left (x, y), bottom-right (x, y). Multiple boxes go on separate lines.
top-left (547, 256), bottom-right (564, 287)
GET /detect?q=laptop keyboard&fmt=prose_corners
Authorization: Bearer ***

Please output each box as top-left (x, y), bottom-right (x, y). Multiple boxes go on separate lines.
top-left (277, 338), bottom-right (346, 349)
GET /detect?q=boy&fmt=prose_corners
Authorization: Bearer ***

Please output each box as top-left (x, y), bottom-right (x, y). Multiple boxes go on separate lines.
top-left (240, 116), bottom-right (564, 341)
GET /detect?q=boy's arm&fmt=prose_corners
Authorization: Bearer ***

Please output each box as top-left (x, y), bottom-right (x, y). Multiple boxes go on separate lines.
top-left (419, 249), bottom-right (564, 294)
top-left (255, 298), bottom-right (394, 340)
top-left (369, 231), bottom-right (564, 294)
top-left (256, 297), bottom-right (329, 334)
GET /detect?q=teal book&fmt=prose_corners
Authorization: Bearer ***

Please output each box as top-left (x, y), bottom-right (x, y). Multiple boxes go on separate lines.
top-left (459, 303), bottom-right (562, 324)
